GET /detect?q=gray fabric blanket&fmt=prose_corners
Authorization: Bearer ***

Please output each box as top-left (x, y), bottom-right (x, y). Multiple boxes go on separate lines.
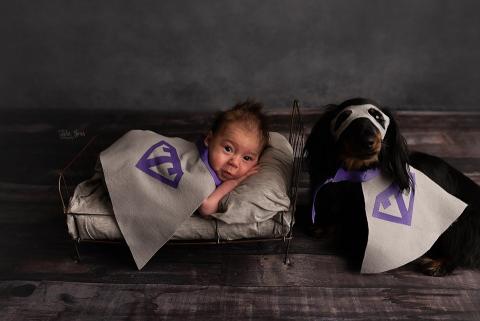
top-left (100, 130), bottom-right (216, 269)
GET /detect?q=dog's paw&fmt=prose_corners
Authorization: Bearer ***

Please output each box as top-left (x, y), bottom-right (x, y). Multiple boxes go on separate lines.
top-left (417, 257), bottom-right (456, 277)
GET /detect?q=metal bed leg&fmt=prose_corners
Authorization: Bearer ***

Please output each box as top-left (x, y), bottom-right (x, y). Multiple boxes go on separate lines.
top-left (72, 239), bottom-right (81, 263)
top-left (283, 238), bottom-right (292, 265)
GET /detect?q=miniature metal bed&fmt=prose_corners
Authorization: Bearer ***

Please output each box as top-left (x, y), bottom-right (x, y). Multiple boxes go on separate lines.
top-left (58, 100), bottom-right (304, 265)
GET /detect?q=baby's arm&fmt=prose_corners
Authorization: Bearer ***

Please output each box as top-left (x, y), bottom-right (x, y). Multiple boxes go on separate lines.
top-left (198, 166), bottom-right (259, 217)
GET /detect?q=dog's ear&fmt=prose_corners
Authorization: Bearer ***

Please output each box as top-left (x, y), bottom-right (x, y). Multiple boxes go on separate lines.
top-left (304, 104), bottom-right (340, 189)
top-left (379, 108), bottom-right (412, 191)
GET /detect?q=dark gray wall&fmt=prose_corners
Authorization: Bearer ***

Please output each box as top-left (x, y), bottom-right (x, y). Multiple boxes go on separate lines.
top-left (1, 0), bottom-right (480, 111)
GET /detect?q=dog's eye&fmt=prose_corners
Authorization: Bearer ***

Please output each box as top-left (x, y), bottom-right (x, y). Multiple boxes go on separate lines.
top-left (333, 110), bottom-right (352, 131)
top-left (368, 108), bottom-right (385, 128)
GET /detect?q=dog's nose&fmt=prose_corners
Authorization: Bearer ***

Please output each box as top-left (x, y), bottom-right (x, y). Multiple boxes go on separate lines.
top-left (359, 125), bottom-right (377, 149)
top-left (362, 136), bottom-right (375, 149)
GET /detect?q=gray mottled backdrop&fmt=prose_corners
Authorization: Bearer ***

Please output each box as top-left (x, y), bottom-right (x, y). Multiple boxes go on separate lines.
top-left (1, 0), bottom-right (480, 111)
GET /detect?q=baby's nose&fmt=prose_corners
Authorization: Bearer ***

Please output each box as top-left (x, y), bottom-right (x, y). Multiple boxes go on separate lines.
top-left (228, 156), bottom-right (240, 168)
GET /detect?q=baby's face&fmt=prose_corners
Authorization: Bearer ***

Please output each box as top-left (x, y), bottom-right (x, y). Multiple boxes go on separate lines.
top-left (205, 121), bottom-right (263, 181)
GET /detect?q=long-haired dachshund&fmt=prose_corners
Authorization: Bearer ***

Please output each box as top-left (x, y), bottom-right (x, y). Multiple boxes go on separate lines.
top-left (305, 97), bottom-right (480, 276)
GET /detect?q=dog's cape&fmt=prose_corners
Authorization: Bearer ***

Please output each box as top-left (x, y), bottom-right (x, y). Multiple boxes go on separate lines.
top-left (100, 130), bottom-right (220, 269)
top-left (312, 166), bottom-right (467, 273)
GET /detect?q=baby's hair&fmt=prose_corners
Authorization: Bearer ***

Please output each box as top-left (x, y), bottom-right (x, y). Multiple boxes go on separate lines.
top-left (210, 99), bottom-right (270, 149)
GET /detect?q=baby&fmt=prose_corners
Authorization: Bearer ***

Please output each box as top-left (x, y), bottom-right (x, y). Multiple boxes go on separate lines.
top-left (199, 100), bottom-right (269, 217)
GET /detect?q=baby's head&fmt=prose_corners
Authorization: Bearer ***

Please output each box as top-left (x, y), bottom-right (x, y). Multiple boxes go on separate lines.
top-left (205, 100), bottom-right (269, 181)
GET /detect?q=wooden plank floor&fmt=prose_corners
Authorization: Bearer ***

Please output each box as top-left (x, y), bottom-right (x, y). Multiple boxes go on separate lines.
top-left (0, 109), bottom-right (479, 320)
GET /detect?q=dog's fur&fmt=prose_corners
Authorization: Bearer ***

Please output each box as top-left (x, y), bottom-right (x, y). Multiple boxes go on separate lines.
top-left (305, 97), bottom-right (480, 276)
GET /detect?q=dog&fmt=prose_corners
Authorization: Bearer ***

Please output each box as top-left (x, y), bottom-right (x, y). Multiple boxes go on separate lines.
top-left (305, 97), bottom-right (480, 276)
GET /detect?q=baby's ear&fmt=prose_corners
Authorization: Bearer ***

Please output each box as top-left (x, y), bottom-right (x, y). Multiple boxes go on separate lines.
top-left (204, 131), bottom-right (213, 146)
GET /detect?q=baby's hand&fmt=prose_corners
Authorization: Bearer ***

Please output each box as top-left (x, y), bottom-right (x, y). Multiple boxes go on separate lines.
top-left (233, 165), bottom-right (260, 186)
top-left (199, 165), bottom-right (260, 217)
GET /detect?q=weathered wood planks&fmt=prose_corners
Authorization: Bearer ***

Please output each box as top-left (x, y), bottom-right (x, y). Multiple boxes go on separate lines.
top-left (1, 280), bottom-right (479, 321)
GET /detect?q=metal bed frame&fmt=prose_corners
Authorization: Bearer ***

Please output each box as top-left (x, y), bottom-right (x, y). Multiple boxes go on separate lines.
top-left (58, 100), bottom-right (304, 265)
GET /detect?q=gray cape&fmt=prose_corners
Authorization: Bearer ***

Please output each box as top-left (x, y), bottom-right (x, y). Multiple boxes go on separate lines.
top-left (100, 130), bottom-right (217, 269)
top-left (361, 166), bottom-right (467, 273)
top-left (312, 166), bottom-right (467, 273)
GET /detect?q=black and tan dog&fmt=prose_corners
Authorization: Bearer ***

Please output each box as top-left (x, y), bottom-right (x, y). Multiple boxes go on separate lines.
top-left (305, 97), bottom-right (480, 276)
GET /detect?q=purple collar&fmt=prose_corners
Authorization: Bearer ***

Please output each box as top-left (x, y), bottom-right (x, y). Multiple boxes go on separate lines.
top-left (311, 167), bottom-right (381, 223)
top-left (330, 167), bottom-right (381, 183)
top-left (196, 139), bottom-right (222, 187)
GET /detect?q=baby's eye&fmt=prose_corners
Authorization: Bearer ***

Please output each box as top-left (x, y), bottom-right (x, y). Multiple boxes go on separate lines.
top-left (224, 145), bottom-right (233, 153)
top-left (243, 156), bottom-right (253, 161)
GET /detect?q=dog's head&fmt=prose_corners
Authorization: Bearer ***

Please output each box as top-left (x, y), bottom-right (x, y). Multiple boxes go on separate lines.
top-left (305, 97), bottom-right (412, 191)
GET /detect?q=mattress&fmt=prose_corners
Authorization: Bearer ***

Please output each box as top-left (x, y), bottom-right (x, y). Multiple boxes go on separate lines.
top-left (66, 170), bottom-right (292, 242)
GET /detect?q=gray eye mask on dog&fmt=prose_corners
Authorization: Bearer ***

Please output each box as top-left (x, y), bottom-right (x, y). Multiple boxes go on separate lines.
top-left (331, 104), bottom-right (391, 141)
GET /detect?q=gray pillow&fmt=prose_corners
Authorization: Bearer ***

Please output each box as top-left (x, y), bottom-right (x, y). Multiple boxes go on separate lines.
top-left (212, 132), bottom-right (293, 224)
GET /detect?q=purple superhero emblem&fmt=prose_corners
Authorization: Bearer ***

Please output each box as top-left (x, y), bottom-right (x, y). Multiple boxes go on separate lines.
top-left (372, 173), bottom-right (416, 225)
top-left (136, 140), bottom-right (183, 188)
